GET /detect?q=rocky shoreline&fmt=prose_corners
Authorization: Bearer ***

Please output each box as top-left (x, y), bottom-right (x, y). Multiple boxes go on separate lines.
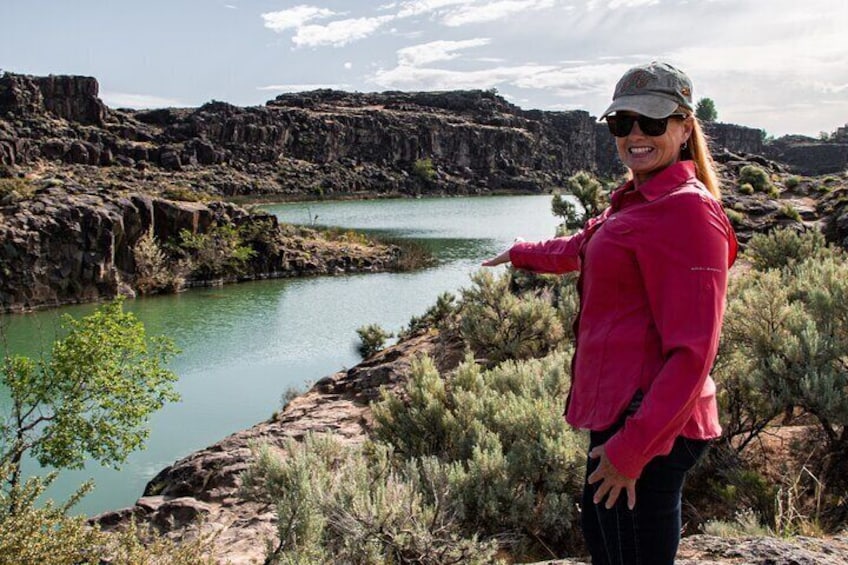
top-left (4, 70), bottom-right (848, 562)
top-left (93, 327), bottom-right (848, 565)
top-left (0, 182), bottom-right (402, 313)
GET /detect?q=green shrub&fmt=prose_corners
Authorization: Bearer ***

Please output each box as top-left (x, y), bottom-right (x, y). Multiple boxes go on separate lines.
top-left (0, 178), bottom-right (35, 203)
top-left (725, 208), bottom-right (745, 226)
top-left (412, 158), bottom-right (436, 182)
top-left (459, 270), bottom-right (565, 366)
top-left (814, 181), bottom-right (835, 194)
top-left (133, 230), bottom-right (184, 294)
top-left (739, 165), bottom-right (774, 195)
top-left (0, 473), bottom-right (100, 565)
top-left (162, 184), bottom-right (209, 202)
top-left (778, 203), bottom-right (801, 221)
top-left (784, 176), bottom-right (802, 190)
top-left (238, 217), bottom-right (282, 255)
top-left (552, 171), bottom-right (608, 231)
top-left (371, 352), bottom-right (586, 557)
top-left (401, 291), bottom-right (458, 338)
top-left (744, 227), bottom-right (834, 272)
top-left (177, 224), bottom-right (256, 279)
top-left (715, 251), bottom-right (848, 476)
top-left (702, 509), bottom-right (771, 538)
top-left (738, 182), bottom-right (754, 195)
top-left (356, 323), bottom-right (392, 358)
top-left (241, 434), bottom-right (498, 564)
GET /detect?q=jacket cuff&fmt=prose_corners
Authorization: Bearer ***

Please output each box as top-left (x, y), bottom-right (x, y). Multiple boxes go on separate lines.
top-left (603, 432), bottom-right (649, 479)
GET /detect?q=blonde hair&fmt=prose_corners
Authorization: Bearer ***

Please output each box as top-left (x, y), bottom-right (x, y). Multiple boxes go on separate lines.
top-left (681, 114), bottom-right (721, 199)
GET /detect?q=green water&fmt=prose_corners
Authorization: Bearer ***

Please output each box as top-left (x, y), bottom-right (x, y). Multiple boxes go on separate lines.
top-left (0, 194), bottom-right (562, 516)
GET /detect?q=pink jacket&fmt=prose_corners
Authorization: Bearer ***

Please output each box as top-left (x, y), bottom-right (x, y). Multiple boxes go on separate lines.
top-left (510, 161), bottom-right (737, 478)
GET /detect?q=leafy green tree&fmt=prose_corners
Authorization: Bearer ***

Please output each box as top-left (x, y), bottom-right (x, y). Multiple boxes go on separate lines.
top-left (1, 299), bottom-right (180, 493)
top-left (552, 171), bottom-right (608, 231)
top-left (355, 323), bottom-right (392, 358)
top-left (695, 97), bottom-right (718, 122)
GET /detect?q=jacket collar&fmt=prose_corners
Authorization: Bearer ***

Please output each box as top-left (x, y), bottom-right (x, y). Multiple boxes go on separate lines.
top-left (612, 160), bottom-right (697, 208)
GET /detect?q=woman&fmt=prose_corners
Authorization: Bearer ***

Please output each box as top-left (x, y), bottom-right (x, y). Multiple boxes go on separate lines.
top-left (483, 61), bottom-right (738, 564)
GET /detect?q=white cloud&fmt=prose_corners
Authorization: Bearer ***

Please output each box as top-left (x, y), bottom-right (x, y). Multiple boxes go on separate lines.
top-left (262, 5), bottom-right (337, 32)
top-left (514, 62), bottom-right (628, 98)
top-left (100, 91), bottom-right (187, 109)
top-left (442, 0), bottom-right (556, 26)
top-left (397, 38), bottom-right (491, 66)
top-left (372, 63), bottom-right (556, 91)
top-left (607, 0), bottom-right (659, 8)
top-left (293, 16), bottom-right (395, 47)
top-left (257, 83), bottom-right (352, 92)
top-left (396, 0), bottom-right (476, 18)
top-left (344, 62), bottom-right (353, 69)
top-left (587, 0), bottom-right (658, 9)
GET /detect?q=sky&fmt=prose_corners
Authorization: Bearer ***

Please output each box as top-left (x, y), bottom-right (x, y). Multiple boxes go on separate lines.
top-left (1, 0), bottom-right (846, 138)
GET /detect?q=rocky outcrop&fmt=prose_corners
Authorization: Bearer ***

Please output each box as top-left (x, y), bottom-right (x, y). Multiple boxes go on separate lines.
top-left (532, 534), bottom-right (848, 564)
top-left (705, 122), bottom-right (764, 155)
top-left (0, 183), bottom-right (400, 313)
top-left (764, 134), bottom-right (848, 175)
top-left (0, 73), bottom-right (106, 126)
top-left (3, 71), bottom-right (845, 197)
top-left (0, 73), bottom-right (616, 196)
top-left (93, 330), bottom-right (465, 565)
top-left (93, 322), bottom-right (848, 565)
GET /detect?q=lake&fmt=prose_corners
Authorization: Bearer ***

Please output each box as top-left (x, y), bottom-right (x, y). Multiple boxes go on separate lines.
top-left (0, 194), bottom-right (562, 516)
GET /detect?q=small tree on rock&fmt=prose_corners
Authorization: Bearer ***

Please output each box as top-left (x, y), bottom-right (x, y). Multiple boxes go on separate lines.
top-left (696, 97), bottom-right (718, 122)
top-left (552, 171), bottom-right (608, 232)
top-left (1, 299), bottom-right (180, 495)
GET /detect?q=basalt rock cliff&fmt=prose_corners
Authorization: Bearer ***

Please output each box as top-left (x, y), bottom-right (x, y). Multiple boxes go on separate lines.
top-left (4, 72), bottom-right (844, 198)
top-left (0, 184), bottom-right (400, 313)
top-left (0, 72), bottom-right (617, 197)
top-left (2, 71), bottom-right (848, 311)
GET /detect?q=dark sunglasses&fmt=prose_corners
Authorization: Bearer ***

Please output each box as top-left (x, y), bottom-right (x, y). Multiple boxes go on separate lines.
top-left (605, 113), bottom-right (687, 137)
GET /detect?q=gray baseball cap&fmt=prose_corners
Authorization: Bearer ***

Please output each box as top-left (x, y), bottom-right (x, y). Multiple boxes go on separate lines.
top-left (600, 62), bottom-right (694, 119)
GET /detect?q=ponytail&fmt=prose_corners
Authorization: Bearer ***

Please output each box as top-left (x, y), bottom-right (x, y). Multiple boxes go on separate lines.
top-left (681, 116), bottom-right (721, 199)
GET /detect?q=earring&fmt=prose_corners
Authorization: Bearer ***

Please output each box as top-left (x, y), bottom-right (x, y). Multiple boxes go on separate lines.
top-left (681, 141), bottom-right (689, 151)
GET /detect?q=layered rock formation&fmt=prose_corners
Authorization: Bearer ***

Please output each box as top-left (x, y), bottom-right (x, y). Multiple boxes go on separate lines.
top-left (1, 73), bottom-right (617, 197)
top-left (2, 70), bottom-right (848, 310)
top-left (0, 183), bottom-right (400, 313)
top-left (5, 71), bottom-right (844, 199)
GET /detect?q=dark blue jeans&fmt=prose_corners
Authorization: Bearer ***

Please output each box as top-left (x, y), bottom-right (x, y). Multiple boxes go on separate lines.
top-left (581, 424), bottom-right (708, 565)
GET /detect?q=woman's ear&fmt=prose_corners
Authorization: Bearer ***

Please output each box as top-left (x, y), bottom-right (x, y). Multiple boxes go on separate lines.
top-left (683, 116), bottom-right (695, 141)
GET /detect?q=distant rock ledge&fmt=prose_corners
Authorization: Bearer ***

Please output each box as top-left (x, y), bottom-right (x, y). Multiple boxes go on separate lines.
top-left (2, 71), bottom-right (845, 201)
top-left (0, 183), bottom-right (400, 313)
